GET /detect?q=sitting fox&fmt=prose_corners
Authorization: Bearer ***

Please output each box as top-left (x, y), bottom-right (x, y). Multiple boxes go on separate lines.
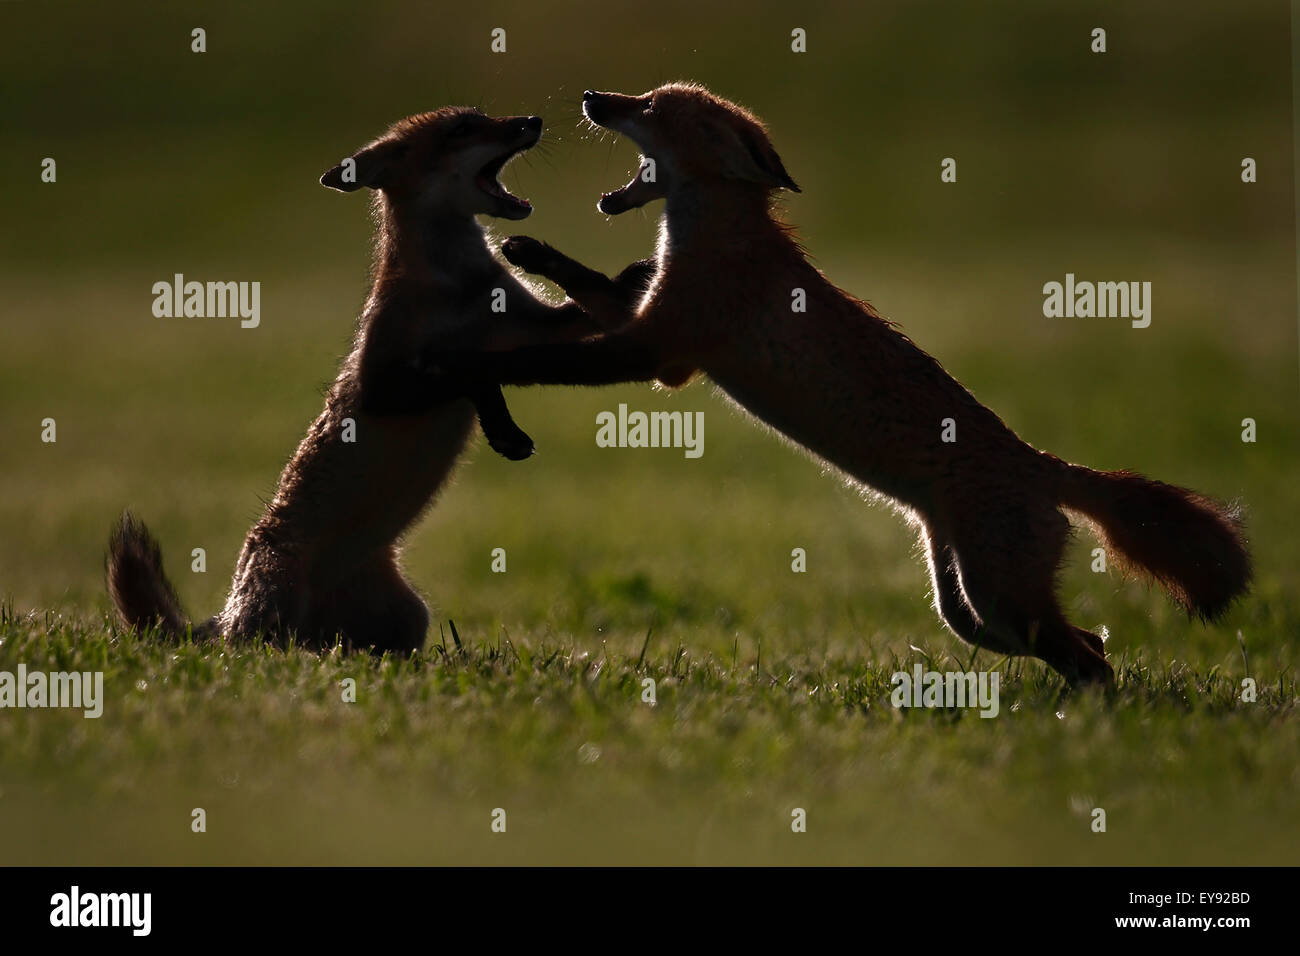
top-left (107, 107), bottom-right (651, 654)
top-left (427, 83), bottom-right (1251, 686)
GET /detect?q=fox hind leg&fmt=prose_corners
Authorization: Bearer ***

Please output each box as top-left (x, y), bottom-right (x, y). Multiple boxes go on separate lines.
top-left (217, 535), bottom-right (311, 646)
top-left (937, 508), bottom-right (1113, 687)
top-left (923, 531), bottom-right (1022, 657)
top-left (314, 552), bottom-right (429, 656)
top-left (1075, 625), bottom-right (1106, 659)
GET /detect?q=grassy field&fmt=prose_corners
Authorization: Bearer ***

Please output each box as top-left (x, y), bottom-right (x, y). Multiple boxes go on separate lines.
top-left (1, 0), bottom-right (1297, 864)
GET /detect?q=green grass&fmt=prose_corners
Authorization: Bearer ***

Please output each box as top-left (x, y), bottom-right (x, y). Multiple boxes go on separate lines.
top-left (1, 0), bottom-right (1296, 865)
top-left (1, 608), bottom-right (1295, 865)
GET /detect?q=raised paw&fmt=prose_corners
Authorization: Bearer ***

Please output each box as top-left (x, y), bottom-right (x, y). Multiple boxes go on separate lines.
top-left (501, 235), bottom-right (559, 275)
top-left (485, 424), bottom-right (536, 462)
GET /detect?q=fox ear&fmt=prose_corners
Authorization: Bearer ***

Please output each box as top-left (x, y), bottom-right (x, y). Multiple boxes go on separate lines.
top-left (724, 126), bottom-right (801, 193)
top-left (320, 140), bottom-right (409, 192)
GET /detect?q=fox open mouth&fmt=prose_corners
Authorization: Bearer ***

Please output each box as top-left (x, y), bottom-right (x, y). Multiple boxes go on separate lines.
top-left (476, 144), bottom-right (534, 218)
top-left (598, 156), bottom-right (662, 215)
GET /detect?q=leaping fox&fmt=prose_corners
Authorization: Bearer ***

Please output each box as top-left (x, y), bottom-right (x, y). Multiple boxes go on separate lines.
top-left (427, 83), bottom-right (1251, 687)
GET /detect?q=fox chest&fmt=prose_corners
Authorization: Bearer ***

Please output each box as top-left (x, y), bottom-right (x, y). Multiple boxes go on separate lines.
top-left (325, 402), bottom-right (477, 540)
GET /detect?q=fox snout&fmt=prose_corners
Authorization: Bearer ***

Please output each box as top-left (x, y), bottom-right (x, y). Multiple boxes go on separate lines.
top-left (581, 90), bottom-right (609, 124)
top-left (582, 83), bottom-right (799, 215)
top-left (582, 90), bottom-right (644, 132)
top-left (582, 90), bottom-right (664, 215)
top-left (507, 114), bottom-right (543, 146)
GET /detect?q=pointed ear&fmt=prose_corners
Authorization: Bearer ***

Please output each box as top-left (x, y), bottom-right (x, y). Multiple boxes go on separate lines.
top-left (723, 125), bottom-right (801, 192)
top-left (320, 139), bottom-right (409, 192)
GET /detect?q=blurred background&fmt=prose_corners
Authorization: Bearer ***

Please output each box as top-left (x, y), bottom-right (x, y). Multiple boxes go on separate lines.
top-left (0, 0), bottom-right (1296, 865)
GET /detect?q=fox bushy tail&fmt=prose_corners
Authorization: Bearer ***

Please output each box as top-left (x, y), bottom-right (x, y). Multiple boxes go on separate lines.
top-left (1059, 465), bottom-right (1250, 620)
top-left (106, 511), bottom-right (190, 635)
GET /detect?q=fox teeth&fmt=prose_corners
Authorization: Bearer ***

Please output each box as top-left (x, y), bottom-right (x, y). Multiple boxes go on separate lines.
top-left (477, 175), bottom-right (508, 199)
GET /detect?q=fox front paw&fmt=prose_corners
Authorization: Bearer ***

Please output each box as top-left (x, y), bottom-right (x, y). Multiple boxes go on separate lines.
top-left (485, 425), bottom-right (536, 462)
top-left (501, 236), bottom-right (561, 277)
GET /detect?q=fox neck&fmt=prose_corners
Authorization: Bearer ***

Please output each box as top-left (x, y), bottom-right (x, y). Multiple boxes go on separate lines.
top-left (374, 195), bottom-right (496, 286)
top-left (663, 181), bottom-right (784, 255)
